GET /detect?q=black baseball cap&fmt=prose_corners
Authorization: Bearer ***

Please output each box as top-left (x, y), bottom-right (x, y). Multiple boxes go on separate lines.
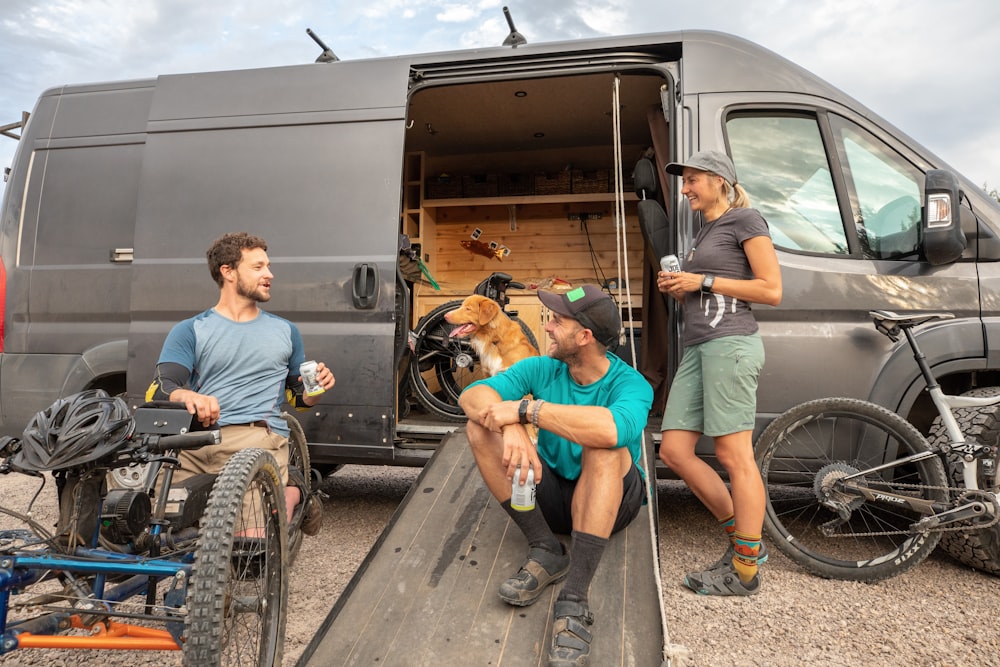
top-left (538, 284), bottom-right (621, 349)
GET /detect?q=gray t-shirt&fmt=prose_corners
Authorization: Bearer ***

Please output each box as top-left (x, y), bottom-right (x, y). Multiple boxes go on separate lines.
top-left (679, 207), bottom-right (771, 347)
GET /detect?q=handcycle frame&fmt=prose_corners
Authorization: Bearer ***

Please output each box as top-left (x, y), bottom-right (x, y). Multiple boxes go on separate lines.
top-left (0, 400), bottom-right (294, 661)
top-left (756, 309), bottom-right (1000, 581)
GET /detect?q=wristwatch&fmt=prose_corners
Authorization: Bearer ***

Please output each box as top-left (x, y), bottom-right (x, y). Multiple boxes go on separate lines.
top-left (701, 274), bottom-right (716, 294)
top-left (518, 398), bottom-right (531, 425)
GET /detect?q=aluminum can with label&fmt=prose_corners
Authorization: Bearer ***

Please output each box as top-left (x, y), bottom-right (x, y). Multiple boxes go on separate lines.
top-left (660, 254), bottom-right (681, 273)
top-left (300, 360), bottom-right (325, 397)
top-left (510, 465), bottom-right (536, 512)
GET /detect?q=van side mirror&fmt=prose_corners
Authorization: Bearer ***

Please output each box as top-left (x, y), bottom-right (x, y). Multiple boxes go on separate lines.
top-left (921, 169), bottom-right (965, 266)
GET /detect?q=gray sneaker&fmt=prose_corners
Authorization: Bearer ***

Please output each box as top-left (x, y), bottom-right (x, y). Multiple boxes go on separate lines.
top-left (684, 562), bottom-right (760, 596)
top-left (707, 541), bottom-right (768, 572)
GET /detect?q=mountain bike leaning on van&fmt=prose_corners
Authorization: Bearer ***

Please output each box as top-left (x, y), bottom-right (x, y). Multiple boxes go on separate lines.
top-left (0, 390), bottom-right (316, 665)
top-left (406, 271), bottom-right (539, 421)
top-left (755, 310), bottom-right (1000, 582)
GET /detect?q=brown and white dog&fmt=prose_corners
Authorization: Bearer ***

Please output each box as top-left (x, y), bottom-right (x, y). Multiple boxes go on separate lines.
top-left (444, 294), bottom-right (539, 376)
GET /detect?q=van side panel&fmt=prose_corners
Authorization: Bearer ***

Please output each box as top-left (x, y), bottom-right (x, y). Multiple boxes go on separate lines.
top-left (126, 60), bottom-right (411, 461)
top-left (0, 85), bottom-right (153, 432)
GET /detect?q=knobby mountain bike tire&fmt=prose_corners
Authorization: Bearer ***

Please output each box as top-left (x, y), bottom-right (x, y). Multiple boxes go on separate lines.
top-left (184, 448), bottom-right (289, 666)
top-left (927, 386), bottom-right (1000, 575)
top-left (283, 412), bottom-right (311, 564)
top-left (756, 397), bottom-right (947, 582)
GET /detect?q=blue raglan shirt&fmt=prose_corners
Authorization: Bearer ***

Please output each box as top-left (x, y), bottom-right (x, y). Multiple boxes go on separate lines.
top-left (157, 309), bottom-right (306, 437)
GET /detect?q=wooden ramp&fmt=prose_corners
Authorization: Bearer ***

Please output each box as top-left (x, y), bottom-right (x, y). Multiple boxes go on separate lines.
top-left (297, 429), bottom-right (667, 667)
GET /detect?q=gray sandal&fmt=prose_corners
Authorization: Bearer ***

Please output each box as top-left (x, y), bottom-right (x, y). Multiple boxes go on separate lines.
top-left (548, 598), bottom-right (595, 666)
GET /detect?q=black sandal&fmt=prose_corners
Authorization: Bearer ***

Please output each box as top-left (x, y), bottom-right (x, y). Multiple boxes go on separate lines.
top-left (548, 597), bottom-right (594, 666)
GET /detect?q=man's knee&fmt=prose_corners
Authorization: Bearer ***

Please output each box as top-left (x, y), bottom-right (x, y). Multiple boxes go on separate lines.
top-left (580, 446), bottom-right (630, 477)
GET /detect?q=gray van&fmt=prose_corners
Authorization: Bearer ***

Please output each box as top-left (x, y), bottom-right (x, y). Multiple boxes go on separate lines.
top-left (2, 29), bottom-right (998, 551)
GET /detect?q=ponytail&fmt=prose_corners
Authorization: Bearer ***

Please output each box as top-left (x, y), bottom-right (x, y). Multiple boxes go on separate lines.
top-left (722, 180), bottom-right (751, 208)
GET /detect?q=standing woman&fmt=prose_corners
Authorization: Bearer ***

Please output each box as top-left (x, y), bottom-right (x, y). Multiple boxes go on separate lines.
top-left (657, 150), bottom-right (782, 596)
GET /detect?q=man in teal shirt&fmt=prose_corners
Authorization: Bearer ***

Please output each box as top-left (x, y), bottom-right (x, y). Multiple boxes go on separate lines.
top-left (460, 284), bottom-right (653, 667)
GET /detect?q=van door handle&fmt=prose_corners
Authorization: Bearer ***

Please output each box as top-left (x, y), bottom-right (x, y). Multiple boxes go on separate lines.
top-left (352, 263), bottom-right (379, 309)
top-left (110, 247), bottom-right (134, 263)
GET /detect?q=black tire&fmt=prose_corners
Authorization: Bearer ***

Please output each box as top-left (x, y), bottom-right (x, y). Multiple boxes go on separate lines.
top-left (927, 386), bottom-right (1000, 575)
top-left (282, 412), bottom-right (311, 563)
top-left (756, 397), bottom-right (948, 582)
top-left (408, 300), bottom-right (538, 421)
top-left (184, 448), bottom-right (289, 666)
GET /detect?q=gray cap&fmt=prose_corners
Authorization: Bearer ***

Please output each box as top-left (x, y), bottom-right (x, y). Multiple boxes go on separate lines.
top-left (665, 149), bottom-right (737, 186)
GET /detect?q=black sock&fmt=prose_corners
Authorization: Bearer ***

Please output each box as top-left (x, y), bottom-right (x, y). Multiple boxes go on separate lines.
top-left (558, 530), bottom-right (608, 605)
top-left (501, 499), bottom-right (562, 554)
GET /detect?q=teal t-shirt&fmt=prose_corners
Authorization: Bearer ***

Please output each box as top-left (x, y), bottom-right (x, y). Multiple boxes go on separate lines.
top-left (468, 354), bottom-right (653, 480)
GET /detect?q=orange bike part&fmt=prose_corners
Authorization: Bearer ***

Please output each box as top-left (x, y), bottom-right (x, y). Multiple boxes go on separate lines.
top-left (13, 614), bottom-right (181, 651)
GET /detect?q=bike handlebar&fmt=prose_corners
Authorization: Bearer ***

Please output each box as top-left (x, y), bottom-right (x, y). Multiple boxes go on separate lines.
top-left (143, 430), bottom-right (221, 454)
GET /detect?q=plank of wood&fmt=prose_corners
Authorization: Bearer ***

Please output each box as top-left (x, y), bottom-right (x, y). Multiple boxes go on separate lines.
top-left (299, 429), bottom-right (665, 667)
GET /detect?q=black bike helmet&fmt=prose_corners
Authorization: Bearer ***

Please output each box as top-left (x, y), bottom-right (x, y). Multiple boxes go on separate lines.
top-left (14, 389), bottom-right (134, 472)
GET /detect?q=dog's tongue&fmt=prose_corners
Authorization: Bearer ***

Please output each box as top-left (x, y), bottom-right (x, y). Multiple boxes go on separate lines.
top-left (449, 324), bottom-right (477, 338)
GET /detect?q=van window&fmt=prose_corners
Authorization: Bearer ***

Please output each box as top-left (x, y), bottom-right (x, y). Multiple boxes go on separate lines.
top-left (830, 116), bottom-right (921, 259)
top-left (727, 114), bottom-right (847, 254)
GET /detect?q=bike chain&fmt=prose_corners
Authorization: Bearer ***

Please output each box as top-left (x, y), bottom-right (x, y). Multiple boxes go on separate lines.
top-left (828, 482), bottom-right (999, 538)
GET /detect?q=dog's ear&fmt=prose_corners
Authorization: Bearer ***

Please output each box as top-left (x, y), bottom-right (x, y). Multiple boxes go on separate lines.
top-left (478, 299), bottom-right (500, 325)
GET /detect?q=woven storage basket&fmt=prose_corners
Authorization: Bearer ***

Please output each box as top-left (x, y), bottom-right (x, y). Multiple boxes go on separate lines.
top-left (462, 173), bottom-right (499, 198)
top-left (571, 169), bottom-right (610, 194)
top-left (425, 175), bottom-right (463, 199)
top-left (534, 171), bottom-right (572, 195)
top-left (498, 173), bottom-right (535, 196)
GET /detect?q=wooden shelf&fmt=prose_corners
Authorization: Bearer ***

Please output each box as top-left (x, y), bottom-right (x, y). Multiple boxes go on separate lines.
top-left (423, 192), bottom-right (638, 208)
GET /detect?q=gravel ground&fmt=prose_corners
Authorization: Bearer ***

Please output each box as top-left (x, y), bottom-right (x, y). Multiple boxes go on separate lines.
top-left (1, 467), bottom-right (997, 666)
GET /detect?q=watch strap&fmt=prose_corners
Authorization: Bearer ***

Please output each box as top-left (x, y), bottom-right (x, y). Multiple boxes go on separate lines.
top-left (518, 398), bottom-right (530, 425)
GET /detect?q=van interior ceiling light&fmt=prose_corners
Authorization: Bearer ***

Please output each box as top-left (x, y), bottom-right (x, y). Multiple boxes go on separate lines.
top-left (502, 6), bottom-right (527, 48)
top-left (306, 28), bottom-right (339, 63)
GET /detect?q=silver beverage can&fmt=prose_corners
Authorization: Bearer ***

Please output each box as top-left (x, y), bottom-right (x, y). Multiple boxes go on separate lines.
top-left (510, 465), bottom-right (536, 512)
top-left (660, 254), bottom-right (681, 273)
top-left (300, 360), bottom-right (325, 397)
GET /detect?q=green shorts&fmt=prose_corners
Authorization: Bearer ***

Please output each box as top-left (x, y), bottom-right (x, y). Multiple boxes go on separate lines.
top-left (660, 333), bottom-right (764, 437)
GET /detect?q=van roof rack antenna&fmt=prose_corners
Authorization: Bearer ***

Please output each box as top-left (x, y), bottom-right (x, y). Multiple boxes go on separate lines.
top-left (502, 6), bottom-right (527, 48)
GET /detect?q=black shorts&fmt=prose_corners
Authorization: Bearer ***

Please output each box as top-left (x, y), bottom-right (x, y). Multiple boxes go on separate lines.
top-left (535, 457), bottom-right (645, 535)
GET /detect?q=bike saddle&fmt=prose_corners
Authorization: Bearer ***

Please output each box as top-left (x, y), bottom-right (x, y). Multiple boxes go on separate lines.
top-left (870, 310), bottom-right (954, 339)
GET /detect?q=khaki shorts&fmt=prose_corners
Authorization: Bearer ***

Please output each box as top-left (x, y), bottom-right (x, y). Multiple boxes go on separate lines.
top-left (167, 423), bottom-right (288, 531)
top-left (660, 333), bottom-right (764, 437)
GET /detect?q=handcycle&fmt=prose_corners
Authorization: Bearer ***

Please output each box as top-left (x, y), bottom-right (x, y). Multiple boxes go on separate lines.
top-left (0, 389), bottom-right (316, 664)
top-left (406, 271), bottom-right (539, 421)
top-left (755, 310), bottom-right (1000, 582)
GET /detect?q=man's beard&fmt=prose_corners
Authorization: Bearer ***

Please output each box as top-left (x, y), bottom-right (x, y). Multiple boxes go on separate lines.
top-left (237, 277), bottom-right (270, 302)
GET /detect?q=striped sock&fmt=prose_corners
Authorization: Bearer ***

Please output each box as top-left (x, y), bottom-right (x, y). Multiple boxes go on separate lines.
top-left (719, 514), bottom-right (736, 543)
top-left (732, 530), bottom-right (762, 584)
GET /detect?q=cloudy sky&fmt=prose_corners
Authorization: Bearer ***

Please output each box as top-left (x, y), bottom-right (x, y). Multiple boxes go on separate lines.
top-left (2, 0), bottom-right (999, 194)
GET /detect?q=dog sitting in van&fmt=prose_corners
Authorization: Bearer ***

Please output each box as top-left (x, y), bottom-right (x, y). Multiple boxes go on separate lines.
top-left (444, 294), bottom-right (539, 375)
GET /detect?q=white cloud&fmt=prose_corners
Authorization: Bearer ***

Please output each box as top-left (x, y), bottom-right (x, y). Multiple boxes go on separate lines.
top-left (2, 0), bottom-right (1000, 189)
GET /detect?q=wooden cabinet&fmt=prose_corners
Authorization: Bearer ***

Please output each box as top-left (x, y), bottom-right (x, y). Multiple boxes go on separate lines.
top-left (402, 153), bottom-right (645, 338)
